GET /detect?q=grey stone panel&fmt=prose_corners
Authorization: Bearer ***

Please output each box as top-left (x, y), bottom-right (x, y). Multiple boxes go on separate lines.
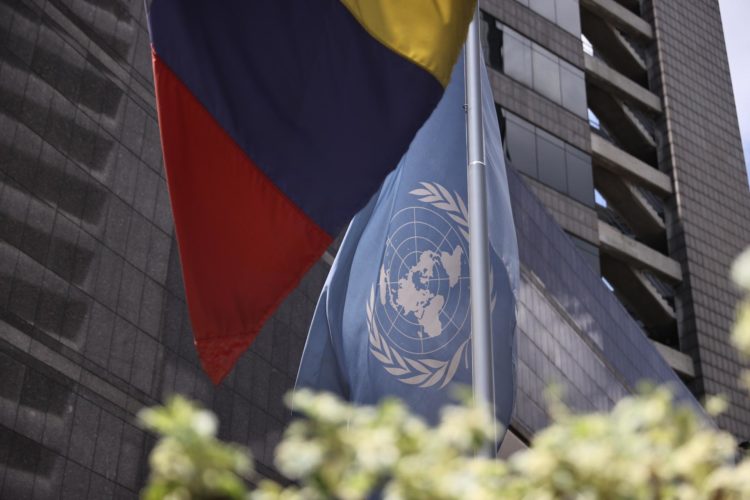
top-left (644, 0), bottom-right (750, 437)
top-left (0, 0), bottom-right (242, 495)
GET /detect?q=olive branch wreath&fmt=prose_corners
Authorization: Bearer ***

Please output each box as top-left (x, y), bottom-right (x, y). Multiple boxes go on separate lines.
top-left (367, 182), bottom-right (496, 389)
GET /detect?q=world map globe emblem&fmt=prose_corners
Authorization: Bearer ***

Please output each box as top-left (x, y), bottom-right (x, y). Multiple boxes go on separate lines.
top-left (373, 204), bottom-right (471, 357)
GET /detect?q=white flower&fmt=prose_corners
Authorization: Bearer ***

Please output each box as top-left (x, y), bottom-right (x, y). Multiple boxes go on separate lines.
top-left (192, 410), bottom-right (218, 437)
top-left (731, 248), bottom-right (750, 290)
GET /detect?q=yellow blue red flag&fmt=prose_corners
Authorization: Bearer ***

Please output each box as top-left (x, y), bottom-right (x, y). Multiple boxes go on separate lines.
top-left (148, 1), bottom-right (475, 382)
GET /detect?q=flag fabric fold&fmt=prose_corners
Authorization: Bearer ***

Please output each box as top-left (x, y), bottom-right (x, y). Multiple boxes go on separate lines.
top-left (147, 0), bottom-right (475, 383)
top-left (296, 53), bottom-right (519, 433)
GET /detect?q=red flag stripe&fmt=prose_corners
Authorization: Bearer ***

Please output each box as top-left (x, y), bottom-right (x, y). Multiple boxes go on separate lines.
top-left (153, 52), bottom-right (332, 383)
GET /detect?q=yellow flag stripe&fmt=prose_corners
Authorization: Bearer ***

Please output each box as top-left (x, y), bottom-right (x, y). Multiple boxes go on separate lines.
top-left (340, 0), bottom-right (475, 87)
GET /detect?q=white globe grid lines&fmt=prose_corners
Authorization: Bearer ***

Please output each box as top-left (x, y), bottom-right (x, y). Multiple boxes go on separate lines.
top-left (377, 206), bottom-right (470, 355)
top-left (366, 182), bottom-right (497, 389)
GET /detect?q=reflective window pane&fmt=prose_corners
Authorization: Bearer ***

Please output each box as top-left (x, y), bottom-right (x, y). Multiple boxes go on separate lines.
top-left (510, 0), bottom-right (581, 37)
top-left (568, 233), bottom-right (600, 273)
top-left (529, 0), bottom-right (556, 23)
top-left (556, 0), bottom-right (581, 35)
top-left (500, 110), bottom-right (594, 208)
top-left (484, 17), bottom-right (590, 114)
top-left (536, 129), bottom-right (566, 192)
top-left (502, 28), bottom-right (532, 87)
top-left (565, 145), bottom-right (594, 206)
top-left (560, 61), bottom-right (587, 117)
top-left (532, 46), bottom-right (562, 103)
top-left (505, 114), bottom-right (538, 177)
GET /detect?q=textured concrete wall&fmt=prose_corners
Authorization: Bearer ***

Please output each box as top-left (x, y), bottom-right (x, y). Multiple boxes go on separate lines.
top-left (0, 0), bottom-right (168, 496)
top-left (646, 0), bottom-right (750, 437)
top-left (0, 0), bottom-right (321, 496)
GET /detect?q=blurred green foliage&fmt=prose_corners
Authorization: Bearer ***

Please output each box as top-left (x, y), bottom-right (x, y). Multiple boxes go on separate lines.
top-left (139, 250), bottom-right (750, 499)
top-left (731, 247), bottom-right (750, 390)
top-left (138, 396), bottom-right (252, 500)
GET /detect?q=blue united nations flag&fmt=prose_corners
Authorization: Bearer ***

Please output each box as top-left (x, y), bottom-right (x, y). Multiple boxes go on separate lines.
top-left (295, 52), bottom-right (519, 436)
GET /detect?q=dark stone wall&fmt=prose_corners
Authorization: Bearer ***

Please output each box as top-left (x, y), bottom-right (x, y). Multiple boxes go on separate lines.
top-left (0, 0), bottom-right (323, 496)
top-left (646, 0), bottom-right (750, 437)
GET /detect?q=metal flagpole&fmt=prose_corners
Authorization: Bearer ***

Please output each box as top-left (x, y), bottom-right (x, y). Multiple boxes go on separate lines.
top-left (465, 5), bottom-right (495, 458)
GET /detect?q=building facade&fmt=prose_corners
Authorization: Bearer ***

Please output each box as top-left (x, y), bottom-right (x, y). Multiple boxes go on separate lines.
top-left (0, 0), bottom-right (746, 497)
top-left (481, 0), bottom-right (750, 437)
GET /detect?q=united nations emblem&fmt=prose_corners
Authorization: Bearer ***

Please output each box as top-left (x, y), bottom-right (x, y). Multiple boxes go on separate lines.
top-left (367, 182), bottom-right (495, 388)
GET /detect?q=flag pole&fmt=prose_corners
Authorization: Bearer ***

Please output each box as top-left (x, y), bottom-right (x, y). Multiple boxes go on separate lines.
top-left (465, 5), bottom-right (495, 458)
